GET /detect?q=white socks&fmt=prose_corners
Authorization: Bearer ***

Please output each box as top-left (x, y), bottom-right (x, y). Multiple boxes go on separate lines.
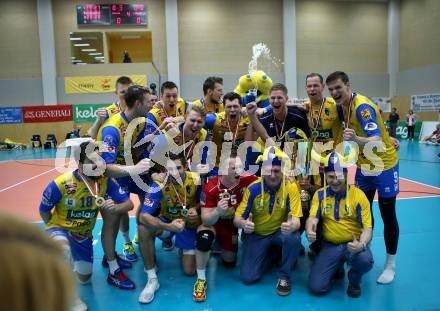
top-left (377, 254), bottom-right (396, 284)
top-left (108, 259), bottom-right (119, 275)
top-left (146, 268), bottom-right (157, 280)
top-left (121, 231), bottom-right (131, 244)
top-left (197, 269), bottom-right (206, 281)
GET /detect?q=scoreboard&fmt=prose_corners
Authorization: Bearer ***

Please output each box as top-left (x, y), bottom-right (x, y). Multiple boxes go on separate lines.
top-left (77, 4), bottom-right (147, 26)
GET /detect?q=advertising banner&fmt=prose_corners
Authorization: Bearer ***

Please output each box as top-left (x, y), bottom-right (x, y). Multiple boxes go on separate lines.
top-left (65, 75), bottom-right (147, 94)
top-left (22, 105), bottom-right (73, 123)
top-left (0, 107), bottom-right (22, 124)
top-left (73, 103), bottom-right (110, 123)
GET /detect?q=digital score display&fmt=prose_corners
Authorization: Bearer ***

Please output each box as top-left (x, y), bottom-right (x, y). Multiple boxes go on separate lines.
top-left (111, 4), bottom-right (147, 26)
top-left (77, 5), bottom-right (111, 26)
top-left (77, 4), bottom-right (147, 26)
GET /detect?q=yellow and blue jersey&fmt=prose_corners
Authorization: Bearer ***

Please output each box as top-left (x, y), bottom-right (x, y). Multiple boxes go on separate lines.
top-left (39, 170), bottom-right (128, 236)
top-left (306, 97), bottom-right (343, 147)
top-left (337, 93), bottom-right (398, 172)
top-left (140, 172), bottom-right (202, 228)
top-left (104, 101), bottom-right (123, 120)
top-left (96, 111), bottom-right (146, 166)
top-left (310, 185), bottom-right (372, 245)
top-left (145, 98), bottom-right (189, 135)
top-left (147, 122), bottom-right (211, 169)
top-left (192, 98), bottom-right (224, 114)
top-left (204, 112), bottom-right (250, 167)
top-left (235, 178), bottom-right (302, 236)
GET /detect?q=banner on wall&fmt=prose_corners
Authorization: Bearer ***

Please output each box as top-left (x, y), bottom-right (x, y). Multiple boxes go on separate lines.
top-left (372, 97), bottom-right (391, 113)
top-left (395, 121), bottom-right (423, 140)
top-left (411, 93), bottom-right (440, 112)
top-left (73, 103), bottom-right (111, 123)
top-left (0, 107), bottom-right (22, 124)
top-left (22, 105), bottom-right (73, 123)
top-left (65, 75), bottom-right (148, 94)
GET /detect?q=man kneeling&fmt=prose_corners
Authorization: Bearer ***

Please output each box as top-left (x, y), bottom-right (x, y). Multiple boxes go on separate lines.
top-left (137, 153), bottom-right (203, 303)
top-left (234, 146), bottom-right (302, 296)
top-left (306, 152), bottom-right (373, 298)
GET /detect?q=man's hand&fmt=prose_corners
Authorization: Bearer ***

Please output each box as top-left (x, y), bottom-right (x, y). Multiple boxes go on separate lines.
top-left (170, 219), bottom-right (185, 232)
top-left (246, 102), bottom-right (258, 118)
top-left (347, 233), bottom-right (364, 254)
top-left (96, 108), bottom-right (107, 121)
top-left (391, 137), bottom-right (400, 151)
top-left (243, 214), bottom-right (255, 234)
top-left (343, 128), bottom-right (357, 142)
top-left (306, 222), bottom-right (317, 242)
top-left (100, 199), bottom-right (118, 213)
top-left (216, 198), bottom-right (229, 216)
top-left (281, 221), bottom-right (295, 235)
top-left (134, 158), bottom-right (152, 175)
top-left (187, 208), bottom-right (199, 221)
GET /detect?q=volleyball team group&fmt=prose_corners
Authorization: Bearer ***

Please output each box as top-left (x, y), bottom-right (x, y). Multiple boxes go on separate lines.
top-left (39, 71), bottom-right (400, 310)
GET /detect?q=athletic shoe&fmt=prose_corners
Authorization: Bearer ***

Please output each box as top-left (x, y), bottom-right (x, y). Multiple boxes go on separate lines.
top-left (276, 279), bottom-right (291, 296)
top-left (193, 279), bottom-right (207, 302)
top-left (102, 254), bottom-right (132, 269)
top-left (107, 268), bottom-right (136, 290)
top-left (139, 278), bottom-right (160, 304)
top-left (347, 283), bottom-right (361, 298)
top-left (133, 233), bottom-right (139, 245)
top-left (123, 242), bottom-right (138, 262)
top-left (71, 296), bottom-right (87, 311)
top-left (161, 238), bottom-right (174, 251)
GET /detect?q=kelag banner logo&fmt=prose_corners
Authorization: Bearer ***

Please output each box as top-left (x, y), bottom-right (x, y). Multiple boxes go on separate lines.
top-left (73, 103), bottom-right (110, 123)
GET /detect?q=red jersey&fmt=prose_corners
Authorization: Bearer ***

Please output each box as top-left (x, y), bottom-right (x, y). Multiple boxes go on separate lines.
top-left (202, 174), bottom-right (258, 224)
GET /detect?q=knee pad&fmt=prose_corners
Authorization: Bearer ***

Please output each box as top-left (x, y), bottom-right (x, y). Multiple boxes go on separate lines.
top-left (74, 261), bottom-right (93, 282)
top-left (196, 230), bottom-right (215, 252)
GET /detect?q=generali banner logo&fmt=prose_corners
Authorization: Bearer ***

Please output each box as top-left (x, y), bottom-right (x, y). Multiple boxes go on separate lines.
top-left (22, 105), bottom-right (73, 123)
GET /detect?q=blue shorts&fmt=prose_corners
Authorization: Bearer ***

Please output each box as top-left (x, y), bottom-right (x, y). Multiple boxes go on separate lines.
top-left (355, 163), bottom-right (399, 198)
top-left (46, 227), bottom-right (93, 263)
top-left (158, 217), bottom-right (197, 250)
top-left (175, 228), bottom-right (197, 250)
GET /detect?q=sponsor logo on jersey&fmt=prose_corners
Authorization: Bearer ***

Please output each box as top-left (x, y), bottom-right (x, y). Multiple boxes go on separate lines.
top-left (360, 109), bottom-right (372, 121)
top-left (364, 122), bottom-right (378, 131)
top-left (67, 209), bottom-right (98, 220)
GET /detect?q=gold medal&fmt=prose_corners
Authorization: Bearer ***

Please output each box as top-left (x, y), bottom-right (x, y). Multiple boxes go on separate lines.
top-left (78, 171), bottom-right (102, 208)
top-left (95, 196), bottom-right (105, 207)
top-left (180, 205), bottom-right (188, 217)
top-left (300, 189), bottom-right (310, 202)
top-left (220, 189), bottom-right (231, 201)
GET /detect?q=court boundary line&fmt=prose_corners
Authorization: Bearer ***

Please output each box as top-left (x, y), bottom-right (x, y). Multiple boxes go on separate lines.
top-left (400, 177), bottom-right (440, 191)
top-left (0, 167), bottom-right (58, 193)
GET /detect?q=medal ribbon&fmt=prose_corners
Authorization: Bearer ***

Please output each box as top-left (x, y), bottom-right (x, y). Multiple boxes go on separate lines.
top-left (77, 171), bottom-right (99, 198)
top-left (225, 113), bottom-right (241, 144)
top-left (309, 97), bottom-right (326, 131)
top-left (170, 181), bottom-right (187, 210)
